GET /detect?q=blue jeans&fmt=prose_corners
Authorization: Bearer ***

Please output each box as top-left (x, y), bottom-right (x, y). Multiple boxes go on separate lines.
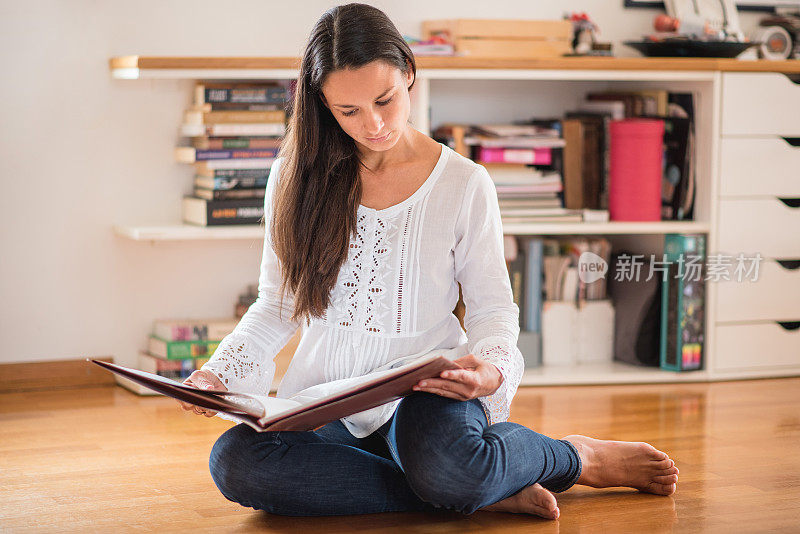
top-left (209, 392), bottom-right (582, 516)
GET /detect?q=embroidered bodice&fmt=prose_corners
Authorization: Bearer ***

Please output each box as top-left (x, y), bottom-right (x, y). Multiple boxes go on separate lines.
top-left (203, 145), bottom-right (524, 438)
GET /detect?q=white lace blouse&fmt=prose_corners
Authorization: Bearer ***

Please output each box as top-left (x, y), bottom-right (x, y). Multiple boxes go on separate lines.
top-left (202, 143), bottom-right (524, 438)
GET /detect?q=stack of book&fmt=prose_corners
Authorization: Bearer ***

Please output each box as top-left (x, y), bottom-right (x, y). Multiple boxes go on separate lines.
top-left (176, 82), bottom-right (288, 226)
top-left (566, 89), bottom-right (696, 220)
top-left (435, 123), bottom-right (608, 224)
top-left (115, 318), bottom-right (238, 395)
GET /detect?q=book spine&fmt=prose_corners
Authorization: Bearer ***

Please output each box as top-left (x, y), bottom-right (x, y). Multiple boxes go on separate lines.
top-left (149, 337), bottom-right (221, 360)
top-left (194, 148), bottom-right (280, 161)
top-left (193, 137), bottom-right (282, 150)
top-left (477, 147), bottom-right (552, 165)
top-left (523, 239), bottom-right (544, 332)
top-left (185, 110), bottom-right (286, 125)
top-left (202, 102), bottom-right (283, 112)
top-left (201, 168), bottom-right (271, 180)
top-left (195, 187), bottom-right (265, 200)
top-left (208, 123), bottom-right (286, 136)
top-left (182, 123), bottom-right (286, 137)
top-left (154, 320), bottom-right (237, 341)
top-left (204, 86), bottom-right (287, 105)
top-left (195, 157), bottom-right (275, 171)
top-left (184, 198), bottom-right (265, 226)
top-left (194, 175), bottom-right (269, 190)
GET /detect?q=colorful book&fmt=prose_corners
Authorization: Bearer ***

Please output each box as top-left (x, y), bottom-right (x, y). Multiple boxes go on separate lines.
top-left (184, 109), bottom-right (286, 125)
top-left (506, 238), bottom-right (527, 328)
top-left (194, 174), bottom-right (268, 190)
top-left (192, 137), bottom-right (282, 150)
top-left (196, 83), bottom-right (287, 106)
top-left (182, 197), bottom-right (264, 226)
top-left (153, 318), bottom-right (238, 342)
top-left (660, 234), bottom-right (705, 372)
top-left (148, 336), bottom-right (221, 360)
top-left (522, 238), bottom-right (544, 333)
top-left (181, 123), bottom-right (286, 137)
top-left (193, 167), bottom-right (270, 180)
top-left (194, 187), bottom-right (265, 201)
top-left (198, 102), bottom-right (283, 112)
top-left (476, 147), bottom-right (552, 165)
top-left (175, 147), bottom-right (279, 163)
top-left (193, 158), bottom-right (275, 172)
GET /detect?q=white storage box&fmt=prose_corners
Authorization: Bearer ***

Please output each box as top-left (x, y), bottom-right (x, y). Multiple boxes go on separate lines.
top-left (542, 300), bottom-right (615, 366)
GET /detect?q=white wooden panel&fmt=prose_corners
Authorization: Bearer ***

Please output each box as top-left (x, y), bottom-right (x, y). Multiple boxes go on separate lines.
top-left (720, 137), bottom-right (800, 197)
top-left (722, 73), bottom-right (800, 136)
top-left (718, 198), bottom-right (800, 257)
top-left (716, 259), bottom-right (800, 322)
top-left (715, 322), bottom-right (800, 371)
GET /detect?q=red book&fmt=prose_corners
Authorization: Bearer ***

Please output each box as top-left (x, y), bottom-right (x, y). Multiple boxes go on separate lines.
top-left (476, 147), bottom-right (552, 165)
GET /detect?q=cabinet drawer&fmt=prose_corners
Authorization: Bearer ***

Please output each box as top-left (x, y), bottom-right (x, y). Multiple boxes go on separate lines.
top-left (720, 137), bottom-right (800, 197)
top-left (716, 259), bottom-right (800, 322)
top-left (722, 73), bottom-right (800, 136)
top-left (718, 198), bottom-right (800, 257)
top-left (715, 322), bottom-right (800, 371)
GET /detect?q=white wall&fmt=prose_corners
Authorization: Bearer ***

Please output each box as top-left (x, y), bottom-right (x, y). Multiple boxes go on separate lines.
top-left (0, 0), bottom-right (763, 364)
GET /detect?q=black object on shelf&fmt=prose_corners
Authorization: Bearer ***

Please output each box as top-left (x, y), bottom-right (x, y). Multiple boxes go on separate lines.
top-left (624, 39), bottom-right (759, 58)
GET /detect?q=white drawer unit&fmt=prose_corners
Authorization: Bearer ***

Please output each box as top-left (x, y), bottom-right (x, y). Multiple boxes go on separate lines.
top-left (715, 259), bottom-right (800, 322)
top-left (715, 322), bottom-right (800, 371)
top-left (717, 198), bottom-right (800, 258)
top-left (720, 137), bottom-right (800, 197)
top-left (722, 72), bottom-right (800, 136)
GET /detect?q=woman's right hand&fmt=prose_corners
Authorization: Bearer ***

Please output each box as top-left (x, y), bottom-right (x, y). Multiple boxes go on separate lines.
top-left (179, 369), bottom-right (227, 417)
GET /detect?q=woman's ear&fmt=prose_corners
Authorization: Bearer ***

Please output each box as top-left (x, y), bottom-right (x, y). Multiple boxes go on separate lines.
top-left (405, 67), bottom-right (414, 90)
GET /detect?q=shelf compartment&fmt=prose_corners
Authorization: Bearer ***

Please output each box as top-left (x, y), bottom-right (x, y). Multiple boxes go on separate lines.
top-left (519, 361), bottom-right (708, 386)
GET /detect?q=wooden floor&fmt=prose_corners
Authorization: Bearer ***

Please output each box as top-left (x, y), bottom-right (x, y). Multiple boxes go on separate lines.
top-left (2, 378), bottom-right (799, 533)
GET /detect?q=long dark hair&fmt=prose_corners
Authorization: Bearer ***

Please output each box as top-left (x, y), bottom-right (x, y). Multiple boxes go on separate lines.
top-left (272, 3), bottom-right (416, 322)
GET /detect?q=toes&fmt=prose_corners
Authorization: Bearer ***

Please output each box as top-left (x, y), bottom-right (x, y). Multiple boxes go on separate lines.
top-left (653, 474), bottom-right (679, 485)
top-left (642, 443), bottom-right (669, 460)
top-left (653, 458), bottom-right (675, 470)
top-left (662, 466), bottom-right (679, 476)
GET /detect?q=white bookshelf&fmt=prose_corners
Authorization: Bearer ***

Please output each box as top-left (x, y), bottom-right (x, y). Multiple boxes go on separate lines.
top-left (113, 220), bottom-right (710, 242)
top-left (109, 56), bottom-right (800, 385)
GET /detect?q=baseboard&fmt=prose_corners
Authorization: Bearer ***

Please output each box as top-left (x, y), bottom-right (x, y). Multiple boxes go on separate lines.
top-left (0, 357), bottom-right (116, 393)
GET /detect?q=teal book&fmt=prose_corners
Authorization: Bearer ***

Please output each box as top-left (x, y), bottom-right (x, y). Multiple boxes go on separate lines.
top-left (660, 234), bottom-right (705, 372)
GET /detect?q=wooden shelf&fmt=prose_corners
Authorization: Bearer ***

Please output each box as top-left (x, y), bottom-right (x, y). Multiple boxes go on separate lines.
top-left (110, 55), bottom-right (800, 79)
top-left (502, 220), bottom-right (709, 236)
top-left (113, 224), bottom-right (263, 242)
top-left (519, 361), bottom-right (709, 386)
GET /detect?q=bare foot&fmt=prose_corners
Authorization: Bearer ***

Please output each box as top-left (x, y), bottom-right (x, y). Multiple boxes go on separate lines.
top-left (562, 435), bottom-right (679, 496)
top-left (479, 483), bottom-right (560, 519)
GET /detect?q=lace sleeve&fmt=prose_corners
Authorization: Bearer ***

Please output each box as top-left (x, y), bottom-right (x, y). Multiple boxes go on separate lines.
top-left (454, 166), bottom-right (524, 424)
top-left (473, 339), bottom-right (524, 424)
top-left (201, 159), bottom-right (300, 394)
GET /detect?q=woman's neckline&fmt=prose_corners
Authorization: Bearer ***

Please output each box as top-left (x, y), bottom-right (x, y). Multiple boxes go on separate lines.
top-left (358, 142), bottom-right (449, 216)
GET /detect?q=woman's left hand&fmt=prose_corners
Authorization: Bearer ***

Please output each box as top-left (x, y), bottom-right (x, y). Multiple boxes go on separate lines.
top-left (412, 354), bottom-right (503, 401)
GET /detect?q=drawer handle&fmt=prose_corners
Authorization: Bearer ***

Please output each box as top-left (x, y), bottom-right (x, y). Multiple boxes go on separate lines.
top-left (781, 137), bottom-right (800, 148)
top-left (778, 198), bottom-right (800, 209)
top-left (777, 321), bottom-right (800, 331)
top-left (776, 259), bottom-right (800, 271)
